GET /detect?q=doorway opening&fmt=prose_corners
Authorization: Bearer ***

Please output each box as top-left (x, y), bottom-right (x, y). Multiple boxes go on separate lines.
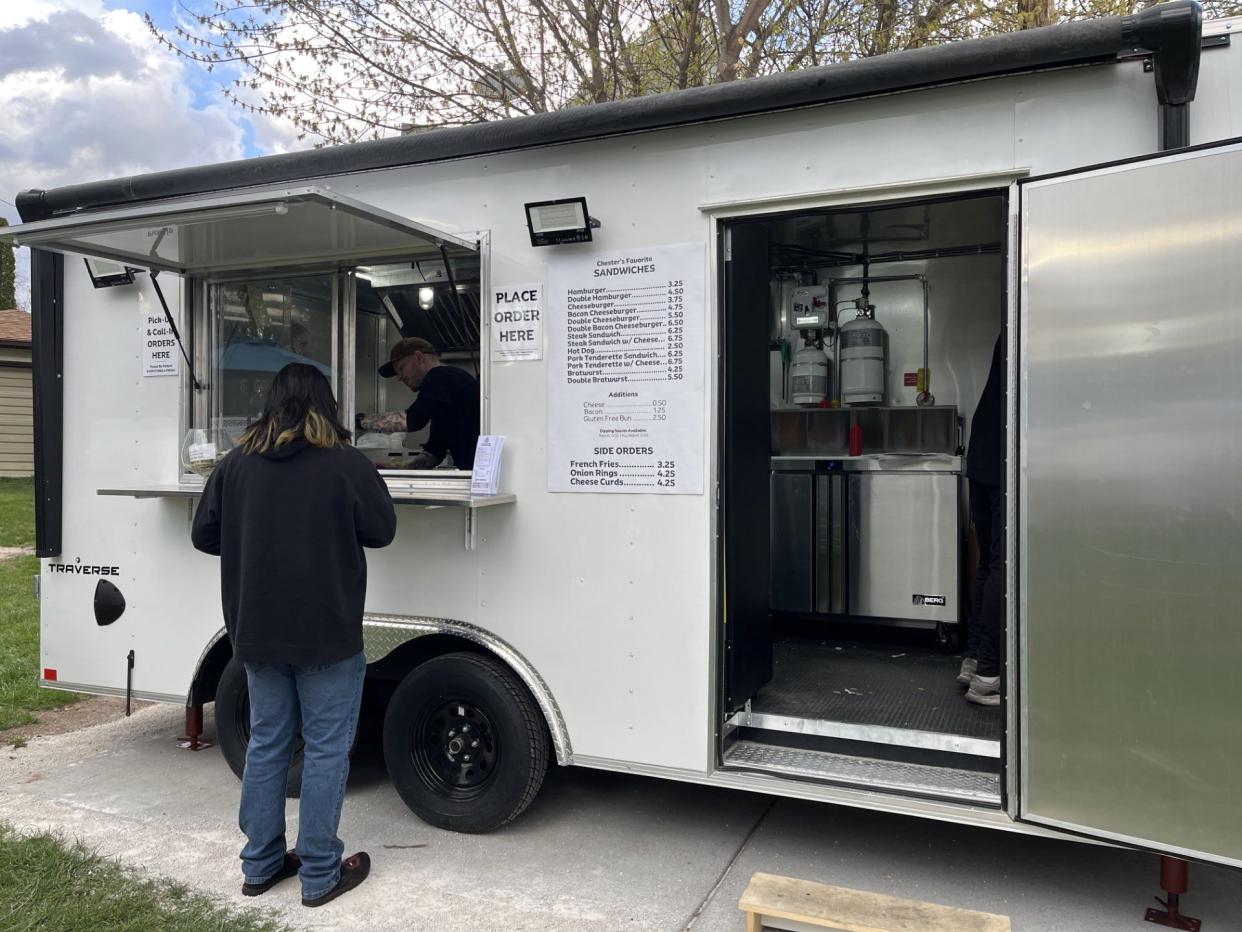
top-left (719, 189), bottom-right (1008, 805)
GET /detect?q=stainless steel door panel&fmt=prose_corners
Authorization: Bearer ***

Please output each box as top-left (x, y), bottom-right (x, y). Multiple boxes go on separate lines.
top-left (770, 472), bottom-right (813, 613)
top-left (1020, 142), bottom-right (1242, 867)
top-left (848, 473), bottom-right (958, 622)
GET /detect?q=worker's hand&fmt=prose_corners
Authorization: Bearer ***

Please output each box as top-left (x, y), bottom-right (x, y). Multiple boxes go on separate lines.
top-left (407, 451), bottom-right (440, 470)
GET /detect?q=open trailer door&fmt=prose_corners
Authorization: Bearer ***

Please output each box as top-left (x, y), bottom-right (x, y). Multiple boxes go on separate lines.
top-left (721, 220), bottom-right (773, 710)
top-left (1019, 139), bottom-right (1242, 868)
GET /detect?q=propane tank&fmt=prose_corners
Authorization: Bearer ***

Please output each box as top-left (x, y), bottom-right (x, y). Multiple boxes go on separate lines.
top-left (791, 344), bottom-right (830, 407)
top-left (838, 308), bottom-right (887, 406)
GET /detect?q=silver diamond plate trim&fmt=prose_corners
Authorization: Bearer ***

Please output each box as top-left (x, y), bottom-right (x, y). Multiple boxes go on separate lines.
top-left (363, 613), bottom-right (571, 765)
top-left (188, 618), bottom-right (571, 765)
top-left (723, 740), bottom-right (1000, 804)
top-left (361, 622), bottom-right (422, 664)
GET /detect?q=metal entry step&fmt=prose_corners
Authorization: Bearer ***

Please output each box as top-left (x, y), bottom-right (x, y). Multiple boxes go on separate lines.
top-left (728, 709), bottom-right (1001, 758)
top-left (722, 739), bottom-right (1001, 805)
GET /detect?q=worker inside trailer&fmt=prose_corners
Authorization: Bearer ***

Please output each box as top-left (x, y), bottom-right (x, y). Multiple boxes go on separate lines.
top-left (960, 333), bottom-right (1004, 707)
top-left (355, 337), bottom-right (480, 469)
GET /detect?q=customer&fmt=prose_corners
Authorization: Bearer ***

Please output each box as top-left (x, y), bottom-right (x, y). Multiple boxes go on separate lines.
top-left (191, 363), bottom-right (397, 906)
top-left (961, 334), bottom-right (1004, 707)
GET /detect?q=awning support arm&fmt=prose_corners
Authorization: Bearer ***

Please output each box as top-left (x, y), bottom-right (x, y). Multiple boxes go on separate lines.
top-left (150, 270), bottom-right (203, 391)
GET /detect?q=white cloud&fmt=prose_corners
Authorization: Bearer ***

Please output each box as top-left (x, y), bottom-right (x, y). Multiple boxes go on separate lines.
top-left (0, 5), bottom-right (247, 196)
top-left (0, 1), bottom-right (310, 308)
top-left (245, 107), bottom-right (307, 156)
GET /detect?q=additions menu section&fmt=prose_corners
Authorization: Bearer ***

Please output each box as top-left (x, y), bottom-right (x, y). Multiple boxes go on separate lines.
top-left (548, 243), bottom-right (705, 494)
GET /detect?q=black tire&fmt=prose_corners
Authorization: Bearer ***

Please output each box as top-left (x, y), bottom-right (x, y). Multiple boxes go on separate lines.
top-left (383, 652), bottom-right (549, 834)
top-left (215, 658), bottom-right (305, 799)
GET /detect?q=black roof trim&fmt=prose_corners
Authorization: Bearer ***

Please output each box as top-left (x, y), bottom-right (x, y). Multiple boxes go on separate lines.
top-left (17, 13), bottom-right (1146, 222)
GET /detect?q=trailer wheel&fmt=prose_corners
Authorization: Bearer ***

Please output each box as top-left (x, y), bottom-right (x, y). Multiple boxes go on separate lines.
top-left (215, 659), bottom-right (305, 799)
top-left (383, 652), bottom-right (549, 834)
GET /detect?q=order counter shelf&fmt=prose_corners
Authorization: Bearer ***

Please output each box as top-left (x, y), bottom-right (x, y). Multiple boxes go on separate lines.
top-left (97, 478), bottom-right (514, 550)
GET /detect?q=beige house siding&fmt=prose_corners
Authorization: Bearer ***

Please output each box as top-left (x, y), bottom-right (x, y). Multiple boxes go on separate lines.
top-left (0, 347), bottom-right (34, 478)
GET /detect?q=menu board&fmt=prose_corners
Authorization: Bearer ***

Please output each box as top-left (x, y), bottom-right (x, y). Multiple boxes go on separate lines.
top-left (547, 242), bottom-right (704, 494)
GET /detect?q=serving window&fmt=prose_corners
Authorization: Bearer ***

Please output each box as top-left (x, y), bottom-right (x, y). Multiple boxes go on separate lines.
top-left (353, 258), bottom-right (482, 471)
top-left (191, 254), bottom-right (482, 475)
top-left (206, 272), bottom-right (339, 439)
top-left (3, 184), bottom-right (487, 488)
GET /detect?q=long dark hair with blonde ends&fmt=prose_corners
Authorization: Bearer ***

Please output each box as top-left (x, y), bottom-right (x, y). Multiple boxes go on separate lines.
top-left (238, 363), bottom-right (351, 455)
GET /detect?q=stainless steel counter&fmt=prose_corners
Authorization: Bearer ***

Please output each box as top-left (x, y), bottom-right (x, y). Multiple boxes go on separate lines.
top-left (97, 473), bottom-right (514, 508)
top-left (769, 453), bottom-right (961, 626)
top-left (771, 454), bottom-right (961, 473)
top-left (97, 474), bottom-right (514, 551)
top-left (771, 405), bottom-right (959, 458)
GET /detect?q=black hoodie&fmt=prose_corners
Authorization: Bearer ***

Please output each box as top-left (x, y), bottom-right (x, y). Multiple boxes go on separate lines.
top-left (191, 440), bottom-right (397, 666)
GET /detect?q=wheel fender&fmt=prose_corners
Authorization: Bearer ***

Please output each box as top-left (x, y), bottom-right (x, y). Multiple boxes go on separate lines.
top-left (363, 613), bottom-right (572, 765)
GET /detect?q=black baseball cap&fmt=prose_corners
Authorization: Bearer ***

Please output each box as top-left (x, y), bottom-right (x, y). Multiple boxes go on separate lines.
top-left (378, 337), bottom-right (437, 378)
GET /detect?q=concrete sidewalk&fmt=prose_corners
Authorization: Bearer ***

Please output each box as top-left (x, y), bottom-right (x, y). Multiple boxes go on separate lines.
top-left (1, 704), bottom-right (1238, 931)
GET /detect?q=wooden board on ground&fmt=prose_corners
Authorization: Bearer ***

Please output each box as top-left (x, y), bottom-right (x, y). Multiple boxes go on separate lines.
top-left (738, 871), bottom-right (1012, 932)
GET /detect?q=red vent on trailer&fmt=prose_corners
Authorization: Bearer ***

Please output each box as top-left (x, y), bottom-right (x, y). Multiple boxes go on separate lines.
top-left (43, 668), bottom-right (57, 682)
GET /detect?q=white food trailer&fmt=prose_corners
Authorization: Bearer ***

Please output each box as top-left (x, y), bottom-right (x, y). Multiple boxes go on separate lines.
top-left (6, 1), bottom-right (1241, 915)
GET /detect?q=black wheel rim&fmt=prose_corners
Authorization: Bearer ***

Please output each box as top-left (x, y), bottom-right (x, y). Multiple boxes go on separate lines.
top-left (411, 699), bottom-right (499, 799)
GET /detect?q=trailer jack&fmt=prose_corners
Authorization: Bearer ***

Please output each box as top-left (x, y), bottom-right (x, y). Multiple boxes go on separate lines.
top-left (1145, 855), bottom-right (1201, 931)
top-left (178, 703), bottom-right (213, 752)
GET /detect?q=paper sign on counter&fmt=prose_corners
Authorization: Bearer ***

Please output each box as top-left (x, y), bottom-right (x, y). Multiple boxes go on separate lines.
top-left (471, 435), bottom-right (506, 498)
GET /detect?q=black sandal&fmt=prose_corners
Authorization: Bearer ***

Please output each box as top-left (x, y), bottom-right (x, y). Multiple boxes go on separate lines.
top-left (242, 850), bottom-right (300, 897)
top-left (302, 851), bottom-right (371, 907)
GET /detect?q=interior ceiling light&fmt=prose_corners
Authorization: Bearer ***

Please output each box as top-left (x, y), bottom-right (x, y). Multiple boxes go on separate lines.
top-left (418, 286), bottom-right (435, 310)
top-left (380, 294), bottom-right (404, 331)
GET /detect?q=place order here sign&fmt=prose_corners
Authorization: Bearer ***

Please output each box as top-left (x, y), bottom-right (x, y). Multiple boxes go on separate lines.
top-left (546, 242), bottom-right (705, 495)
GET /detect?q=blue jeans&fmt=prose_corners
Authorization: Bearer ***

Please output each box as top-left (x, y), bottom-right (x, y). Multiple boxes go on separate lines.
top-left (968, 481), bottom-right (1004, 678)
top-left (239, 651), bottom-right (366, 901)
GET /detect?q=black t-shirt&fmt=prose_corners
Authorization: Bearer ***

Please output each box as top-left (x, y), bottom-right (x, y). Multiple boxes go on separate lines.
top-left (404, 364), bottom-right (480, 469)
top-left (966, 334), bottom-right (1004, 487)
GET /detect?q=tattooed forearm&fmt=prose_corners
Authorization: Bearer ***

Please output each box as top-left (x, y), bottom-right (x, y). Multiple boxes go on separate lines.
top-left (360, 412), bottom-right (408, 433)
top-left (406, 451), bottom-right (442, 470)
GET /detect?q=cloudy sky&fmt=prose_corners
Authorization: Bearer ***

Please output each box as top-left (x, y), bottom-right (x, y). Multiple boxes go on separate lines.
top-left (0, 0), bottom-right (307, 307)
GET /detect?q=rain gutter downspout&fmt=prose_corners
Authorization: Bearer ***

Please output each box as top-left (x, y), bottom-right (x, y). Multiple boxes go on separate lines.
top-left (1123, 1), bottom-right (1204, 150)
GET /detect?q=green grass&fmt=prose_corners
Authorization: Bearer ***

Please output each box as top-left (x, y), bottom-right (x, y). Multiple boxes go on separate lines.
top-left (0, 478), bottom-right (81, 732)
top-left (0, 555), bottom-right (77, 731)
top-left (0, 477), bottom-right (35, 549)
top-left (0, 825), bottom-right (290, 932)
